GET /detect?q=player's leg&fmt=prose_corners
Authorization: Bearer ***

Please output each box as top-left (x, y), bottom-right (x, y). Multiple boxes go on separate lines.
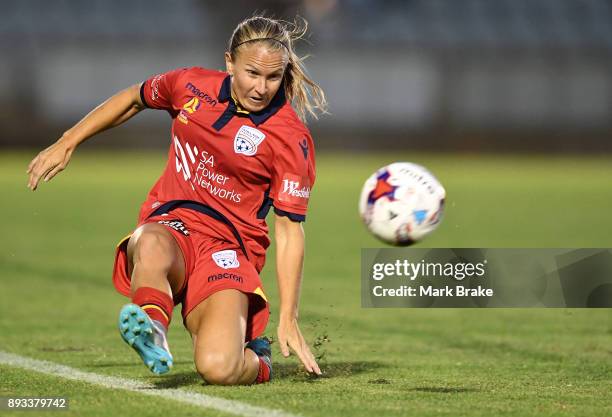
top-left (127, 222), bottom-right (186, 298)
top-left (118, 222), bottom-right (187, 374)
top-left (185, 289), bottom-right (270, 385)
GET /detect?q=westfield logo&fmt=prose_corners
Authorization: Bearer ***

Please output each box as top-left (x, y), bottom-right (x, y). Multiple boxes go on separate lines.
top-left (282, 179), bottom-right (310, 199)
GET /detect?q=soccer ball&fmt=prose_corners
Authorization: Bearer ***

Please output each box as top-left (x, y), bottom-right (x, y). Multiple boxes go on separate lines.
top-left (359, 162), bottom-right (446, 245)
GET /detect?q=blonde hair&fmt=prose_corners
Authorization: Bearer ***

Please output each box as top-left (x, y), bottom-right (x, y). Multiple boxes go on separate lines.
top-left (228, 15), bottom-right (328, 123)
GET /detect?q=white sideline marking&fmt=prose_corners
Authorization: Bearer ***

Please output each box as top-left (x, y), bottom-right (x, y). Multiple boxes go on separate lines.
top-left (0, 351), bottom-right (300, 417)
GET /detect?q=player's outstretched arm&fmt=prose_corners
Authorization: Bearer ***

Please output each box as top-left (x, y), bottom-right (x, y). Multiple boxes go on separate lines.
top-left (27, 83), bottom-right (145, 191)
top-left (274, 214), bottom-right (322, 375)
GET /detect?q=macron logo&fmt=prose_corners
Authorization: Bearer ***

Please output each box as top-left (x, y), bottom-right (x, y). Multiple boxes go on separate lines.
top-left (185, 82), bottom-right (218, 107)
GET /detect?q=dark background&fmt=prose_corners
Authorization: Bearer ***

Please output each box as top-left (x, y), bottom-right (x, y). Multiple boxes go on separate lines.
top-left (1, 0), bottom-right (611, 152)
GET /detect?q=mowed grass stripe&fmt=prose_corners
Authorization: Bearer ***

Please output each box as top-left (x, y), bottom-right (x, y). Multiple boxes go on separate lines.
top-left (0, 351), bottom-right (301, 417)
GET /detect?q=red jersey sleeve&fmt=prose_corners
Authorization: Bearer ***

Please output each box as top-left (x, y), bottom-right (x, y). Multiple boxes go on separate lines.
top-left (269, 133), bottom-right (316, 222)
top-left (139, 68), bottom-right (186, 115)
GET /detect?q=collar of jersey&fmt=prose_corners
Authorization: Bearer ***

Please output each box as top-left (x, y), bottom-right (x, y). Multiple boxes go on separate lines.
top-left (231, 91), bottom-right (251, 115)
top-left (218, 75), bottom-right (286, 126)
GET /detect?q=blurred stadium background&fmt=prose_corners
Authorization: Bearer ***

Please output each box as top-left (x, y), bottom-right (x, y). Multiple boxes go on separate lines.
top-left (1, 0), bottom-right (612, 152)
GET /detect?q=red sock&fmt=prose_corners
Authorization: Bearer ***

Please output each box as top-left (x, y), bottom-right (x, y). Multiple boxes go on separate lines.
top-left (255, 356), bottom-right (271, 384)
top-left (132, 287), bottom-right (173, 330)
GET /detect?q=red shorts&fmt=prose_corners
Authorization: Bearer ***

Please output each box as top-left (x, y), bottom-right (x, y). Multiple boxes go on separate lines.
top-left (112, 208), bottom-right (270, 341)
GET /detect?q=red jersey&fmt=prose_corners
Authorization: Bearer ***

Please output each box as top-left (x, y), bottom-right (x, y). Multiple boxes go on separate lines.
top-left (138, 67), bottom-right (315, 264)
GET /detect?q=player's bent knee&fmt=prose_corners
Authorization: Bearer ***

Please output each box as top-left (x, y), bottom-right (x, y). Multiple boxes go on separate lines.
top-left (131, 226), bottom-right (177, 272)
top-left (195, 351), bottom-right (242, 385)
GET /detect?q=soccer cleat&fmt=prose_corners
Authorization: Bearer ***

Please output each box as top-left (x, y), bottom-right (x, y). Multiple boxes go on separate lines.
top-left (118, 303), bottom-right (173, 375)
top-left (246, 337), bottom-right (272, 382)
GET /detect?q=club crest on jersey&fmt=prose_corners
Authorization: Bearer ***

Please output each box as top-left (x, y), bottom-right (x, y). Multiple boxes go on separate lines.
top-left (178, 97), bottom-right (201, 124)
top-left (212, 249), bottom-right (240, 269)
top-left (234, 125), bottom-right (266, 156)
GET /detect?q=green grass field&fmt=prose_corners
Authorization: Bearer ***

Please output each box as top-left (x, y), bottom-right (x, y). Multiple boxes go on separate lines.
top-left (1, 150), bottom-right (611, 417)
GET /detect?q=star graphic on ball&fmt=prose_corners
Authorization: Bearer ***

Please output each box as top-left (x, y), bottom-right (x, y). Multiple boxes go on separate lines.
top-left (368, 171), bottom-right (397, 203)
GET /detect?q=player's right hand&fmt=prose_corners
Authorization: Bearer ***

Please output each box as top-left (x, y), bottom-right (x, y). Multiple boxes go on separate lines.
top-left (27, 140), bottom-right (75, 191)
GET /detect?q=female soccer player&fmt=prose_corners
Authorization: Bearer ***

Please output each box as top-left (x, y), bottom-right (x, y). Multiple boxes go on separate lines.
top-left (26, 15), bottom-right (327, 385)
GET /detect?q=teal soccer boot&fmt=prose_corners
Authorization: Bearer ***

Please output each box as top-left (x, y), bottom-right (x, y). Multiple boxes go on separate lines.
top-left (118, 303), bottom-right (173, 375)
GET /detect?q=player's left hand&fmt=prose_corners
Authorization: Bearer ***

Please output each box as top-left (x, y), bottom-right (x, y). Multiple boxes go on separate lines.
top-left (277, 316), bottom-right (322, 375)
